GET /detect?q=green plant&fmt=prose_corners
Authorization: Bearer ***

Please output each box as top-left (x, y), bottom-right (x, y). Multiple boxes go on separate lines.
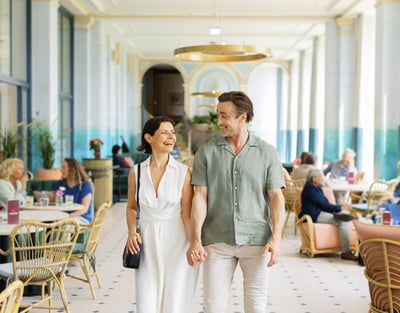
top-left (191, 112), bottom-right (219, 131)
top-left (31, 120), bottom-right (55, 169)
top-left (0, 127), bottom-right (18, 159)
top-left (0, 123), bottom-right (26, 159)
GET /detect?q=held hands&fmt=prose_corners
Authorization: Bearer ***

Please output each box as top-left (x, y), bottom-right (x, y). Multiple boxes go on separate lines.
top-left (186, 242), bottom-right (207, 267)
top-left (126, 232), bottom-right (142, 254)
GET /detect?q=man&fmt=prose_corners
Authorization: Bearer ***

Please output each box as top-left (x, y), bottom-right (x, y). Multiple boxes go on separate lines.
top-left (323, 148), bottom-right (357, 179)
top-left (187, 91), bottom-right (286, 313)
top-left (299, 168), bottom-right (357, 261)
top-left (111, 144), bottom-right (133, 173)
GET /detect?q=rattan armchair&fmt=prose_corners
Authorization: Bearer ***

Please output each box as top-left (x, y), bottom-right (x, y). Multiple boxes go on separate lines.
top-left (282, 178), bottom-right (306, 236)
top-left (0, 280), bottom-right (24, 313)
top-left (66, 201), bottom-right (111, 299)
top-left (0, 219), bottom-right (80, 313)
top-left (359, 238), bottom-right (400, 313)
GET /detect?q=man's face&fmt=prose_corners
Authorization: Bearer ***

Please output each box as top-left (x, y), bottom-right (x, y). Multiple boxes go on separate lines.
top-left (216, 101), bottom-right (245, 138)
top-left (341, 153), bottom-right (353, 167)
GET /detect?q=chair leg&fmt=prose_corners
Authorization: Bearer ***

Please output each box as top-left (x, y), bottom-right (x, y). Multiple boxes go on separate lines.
top-left (81, 257), bottom-right (97, 300)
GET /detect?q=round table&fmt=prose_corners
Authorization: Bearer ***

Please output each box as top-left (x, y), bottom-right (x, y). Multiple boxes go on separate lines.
top-left (328, 180), bottom-right (370, 204)
top-left (351, 203), bottom-right (378, 217)
top-left (20, 203), bottom-right (83, 212)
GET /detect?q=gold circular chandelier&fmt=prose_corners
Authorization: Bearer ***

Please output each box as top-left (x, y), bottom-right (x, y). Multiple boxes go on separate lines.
top-left (191, 90), bottom-right (222, 97)
top-left (174, 44), bottom-right (272, 62)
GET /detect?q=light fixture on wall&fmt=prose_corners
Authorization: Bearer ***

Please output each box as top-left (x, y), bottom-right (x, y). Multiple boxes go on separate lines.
top-left (174, 43), bottom-right (272, 62)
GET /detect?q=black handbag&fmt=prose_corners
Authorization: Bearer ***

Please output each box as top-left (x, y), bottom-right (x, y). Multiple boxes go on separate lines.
top-left (123, 163), bottom-right (142, 269)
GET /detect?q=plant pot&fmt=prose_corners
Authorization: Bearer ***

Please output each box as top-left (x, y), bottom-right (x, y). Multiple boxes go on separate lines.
top-left (193, 123), bottom-right (210, 132)
top-left (35, 168), bottom-right (62, 181)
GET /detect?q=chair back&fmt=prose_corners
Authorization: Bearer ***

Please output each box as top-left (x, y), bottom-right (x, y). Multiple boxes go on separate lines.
top-left (359, 238), bottom-right (400, 313)
top-left (9, 219), bottom-right (79, 284)
top-left (366, 180), bottom-right (393, 210)
top-left (0, 280), bottom-right (24, 313)
top-left (84, 202), bottom-right (111, 256)
top-left (283, 179), bottom-right (306, 211)
top-left (282, 179), bottom-right (305, 236)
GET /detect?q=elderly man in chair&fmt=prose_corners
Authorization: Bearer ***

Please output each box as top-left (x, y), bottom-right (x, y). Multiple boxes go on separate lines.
top-left (299, 168), bottom-right (358, 261)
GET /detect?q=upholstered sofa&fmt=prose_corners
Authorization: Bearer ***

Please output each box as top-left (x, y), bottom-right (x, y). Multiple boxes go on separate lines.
top-left (113, 152), bottom-right (149, 202)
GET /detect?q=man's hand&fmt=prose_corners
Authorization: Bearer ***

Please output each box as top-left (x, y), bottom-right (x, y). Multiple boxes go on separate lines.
top-left (262, 240), bottom-right (281, 267)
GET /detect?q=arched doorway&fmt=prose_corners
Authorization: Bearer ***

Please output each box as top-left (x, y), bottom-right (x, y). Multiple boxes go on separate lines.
top-left (141, 64), bottom-right (185, 124)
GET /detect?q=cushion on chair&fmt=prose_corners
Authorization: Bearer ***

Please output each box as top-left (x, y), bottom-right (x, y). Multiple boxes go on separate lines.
top-left (353, 220), bottom-right (400, 241)
top-left (303, 223), bottom-right (341, 249)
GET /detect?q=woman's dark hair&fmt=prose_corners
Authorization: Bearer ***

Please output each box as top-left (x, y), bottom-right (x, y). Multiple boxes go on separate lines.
top-left (299, 151), bottom-right (310, 164)
top-left (137, 116), bottom-right (174, 154)
top-left (304, 153), bottom-right (317, 165)
top-left (112, 145), bottom-right (120, 155)
top-left (218, 91), bottom-right (254, 122)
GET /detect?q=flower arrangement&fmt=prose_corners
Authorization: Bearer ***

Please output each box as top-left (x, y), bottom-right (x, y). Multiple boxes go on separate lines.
top-left (90, 138), bottom-right (104, 159)
top-left (56, 186), bottom-right (66, 197)
top-left (89, 138), bottom-right (104, 150)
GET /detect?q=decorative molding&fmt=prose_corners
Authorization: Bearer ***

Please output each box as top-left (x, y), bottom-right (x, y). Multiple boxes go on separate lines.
top-left (376, 0), bottom-right (400, 6)
top-left (112, 43), bottom-right (122, 64)
top-left (75, 16), bottom-right (94, 26)
top-left (336, 17), bottom-right (355, 27)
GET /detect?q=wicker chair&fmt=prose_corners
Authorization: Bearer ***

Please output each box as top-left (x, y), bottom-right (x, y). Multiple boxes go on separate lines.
top-left (66, 201), bottom-right (111, 299)
top-left (359, 238), bottom-right (400, 313)
top-left (353, 220), bottom-right (400, 313)
top-left (0, 219), bottom-right (80, 313)
top-left (0, 280), bottom-right (24, 313)
top-left (282, 178), bottom-right (306, 236)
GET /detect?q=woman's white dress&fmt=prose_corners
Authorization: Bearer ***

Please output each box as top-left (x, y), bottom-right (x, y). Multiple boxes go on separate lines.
top-left (135, 156), bottom-right (199, 313)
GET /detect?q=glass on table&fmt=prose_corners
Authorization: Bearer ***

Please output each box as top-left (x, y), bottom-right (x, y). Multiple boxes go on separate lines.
top-left (65, 195), bottom-right (74, 206)
top-left (39, 191), bottom-right (49, 207)
top-left (25, 195), bottom-right (34, 206)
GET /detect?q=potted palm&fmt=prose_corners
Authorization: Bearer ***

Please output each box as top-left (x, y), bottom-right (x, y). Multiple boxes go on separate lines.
top-left (31, 120), bottom-right (61, 180)
top-left (0, 126), bottom-right (18, 160)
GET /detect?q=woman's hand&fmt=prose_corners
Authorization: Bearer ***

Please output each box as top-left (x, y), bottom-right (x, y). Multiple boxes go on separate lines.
top-left (126, 232), bottom-right (142, 254)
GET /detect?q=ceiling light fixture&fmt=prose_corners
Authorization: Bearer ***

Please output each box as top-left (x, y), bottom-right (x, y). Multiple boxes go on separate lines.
top-left (191, 90), bottom-right (222, 97)
top-left (174, 43), bottom-right (272, 62)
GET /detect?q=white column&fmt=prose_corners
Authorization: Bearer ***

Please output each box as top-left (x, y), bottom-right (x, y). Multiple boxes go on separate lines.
top-left (74, 16), bottom-right (93, 161)
top-left (375, 0), bottom-right (400, 179)
top-left (31, 0), bottom-right (58, 121)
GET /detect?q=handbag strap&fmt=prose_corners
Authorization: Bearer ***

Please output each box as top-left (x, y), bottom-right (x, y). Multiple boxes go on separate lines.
top-left (136, 163), bottom-right (141, 232)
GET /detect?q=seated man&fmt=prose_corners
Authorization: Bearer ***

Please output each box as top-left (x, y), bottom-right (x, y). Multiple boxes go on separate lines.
top-left (299, 168), bottom-right (358, 261)
top-left (323, 148), bottom-right (357, 179)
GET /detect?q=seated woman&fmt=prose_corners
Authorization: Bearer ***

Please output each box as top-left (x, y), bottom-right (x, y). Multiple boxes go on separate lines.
top-left (52, 158), bottom-right (93, 224)
top-left (299, 168), bottom-right (357, 261)
top-left (0, 158), bottom-right (28, 205)
top-left (291, 153), bottom-right (319, 180)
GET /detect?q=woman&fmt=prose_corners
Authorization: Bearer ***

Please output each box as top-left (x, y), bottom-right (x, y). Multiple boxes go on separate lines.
top-left (0, 158), bottom-right (28, 205)
top-left (125, 116), bottom-right (198, 313)
top-left (52, 158), bottom-right (93, 224)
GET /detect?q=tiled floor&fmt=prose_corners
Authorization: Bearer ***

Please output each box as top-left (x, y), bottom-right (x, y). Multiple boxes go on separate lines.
top-left (26, 203), bottom-right (370, 312)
